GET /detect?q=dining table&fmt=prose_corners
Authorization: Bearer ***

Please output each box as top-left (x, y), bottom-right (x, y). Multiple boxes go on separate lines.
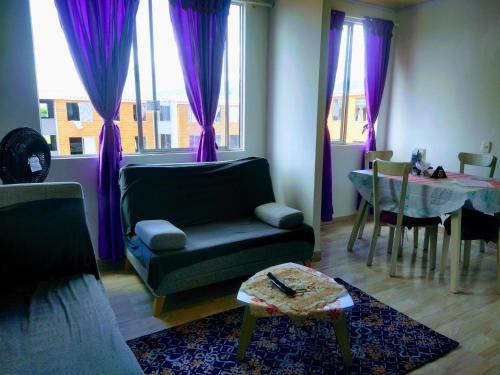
top-left (347, 169), bottom-right (500, 293)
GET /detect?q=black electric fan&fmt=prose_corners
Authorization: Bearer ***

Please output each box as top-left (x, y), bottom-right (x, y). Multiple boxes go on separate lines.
top-left (0, 127), bottom-right (51, 184)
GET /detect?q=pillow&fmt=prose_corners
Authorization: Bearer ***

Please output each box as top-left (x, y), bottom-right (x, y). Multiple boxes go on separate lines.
top-left (255, 202), bottom-right (304, 229)
top-left (135, 220), bottom-right (186, 251)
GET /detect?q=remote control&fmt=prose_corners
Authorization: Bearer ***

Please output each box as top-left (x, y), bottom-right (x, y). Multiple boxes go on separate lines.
top-left (266, 272), bottom-right (297, 297)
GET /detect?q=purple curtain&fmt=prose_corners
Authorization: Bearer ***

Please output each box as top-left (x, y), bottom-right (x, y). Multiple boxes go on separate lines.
top-left (55, 0), bottom-right (139, 262)
top-left (321, 10), bottom-right (345, 222)
top-left (169, 0), bottom-right (231, 162)
top-left (361, 17), bottom-right (394, 165)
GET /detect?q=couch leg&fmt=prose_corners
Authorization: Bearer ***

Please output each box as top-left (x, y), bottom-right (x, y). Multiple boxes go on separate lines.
top-left (152, 296), bottom-right (166, 317)
top-left (124, 258), bottom-right (133, 271)
top-left (303, 259), bottom-right (313, 268)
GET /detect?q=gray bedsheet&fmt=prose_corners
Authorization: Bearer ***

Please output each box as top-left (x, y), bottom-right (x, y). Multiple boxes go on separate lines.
top-left (0, 274), bottom-right (142, 375)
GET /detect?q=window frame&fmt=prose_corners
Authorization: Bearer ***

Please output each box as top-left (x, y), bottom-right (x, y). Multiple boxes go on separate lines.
top-left (331, 20), bottom-right (368, 145)
top-left (132, 1), bottom-right (244, 154)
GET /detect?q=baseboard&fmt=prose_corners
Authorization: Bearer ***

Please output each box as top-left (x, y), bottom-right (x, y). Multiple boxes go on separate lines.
top-left (321, 214), bottom-right (357, 227)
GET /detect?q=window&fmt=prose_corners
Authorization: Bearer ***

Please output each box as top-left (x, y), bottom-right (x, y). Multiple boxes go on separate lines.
top-left (39, 100), bottom-right (54, 118)
top-left (66, 102), bottom-right (79, 121)
top-left (327, 22), bottom-right (367, 144)
top-left (69, 137), bottom-right (83, 155)
top-left (30, 0), bottom-right (242, 156)
top-left (134, 136), bottom-right (148, 152)
top-left (355, 98), bottom-right (367, 122)
top-left (229, 135), bottom-right (240, 148)
top-left (133, 104), bottom-right (147, 121)
top-left (44, 135), bottom-right (57, 151)
top-left (114, 110), bottom-right (121, 122)
top-left (159, 105), bottom-right (170, 121)
top-left (160, 134), bottom-right (171, 149)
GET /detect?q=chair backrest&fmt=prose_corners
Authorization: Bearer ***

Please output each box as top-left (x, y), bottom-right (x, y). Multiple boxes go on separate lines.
top-left (372, 160), bottom-right (412, 228)
top-left (458, 152), bottom-right (497, 178)
top-left (0, 182), bottom-right (99, 286)
top-left (365, 150), bottom-right (393, 170)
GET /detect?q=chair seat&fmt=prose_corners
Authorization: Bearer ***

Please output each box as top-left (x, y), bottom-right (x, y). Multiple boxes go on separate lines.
top-left (380, 211), bottom-right (441, 229)
top-left (443, 209), bottom-right (499, 242)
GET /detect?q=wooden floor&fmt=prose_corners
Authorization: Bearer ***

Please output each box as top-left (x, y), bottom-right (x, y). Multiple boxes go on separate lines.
top-left (101, 219), bottom-right (500, 374)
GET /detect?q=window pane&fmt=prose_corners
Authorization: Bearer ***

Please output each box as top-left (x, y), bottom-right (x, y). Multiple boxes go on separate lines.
top-left (227, 5), bottom-right (241, 149)
top-left (327, 25), bottom-right (348, 142)
top-left (345, 24), bottom-right (367, 144)
top-left (30, 0), bottom-right (136, 156)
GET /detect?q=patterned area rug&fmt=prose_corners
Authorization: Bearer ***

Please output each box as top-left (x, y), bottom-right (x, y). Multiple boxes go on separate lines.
top-left (127, 278), bottom-right (458, 374)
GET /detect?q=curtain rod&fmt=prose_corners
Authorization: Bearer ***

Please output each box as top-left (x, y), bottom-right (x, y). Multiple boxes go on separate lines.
top-left (345, 15), bottom-right (399, 27)
top-left (233, 0), bottom-right (273, 8)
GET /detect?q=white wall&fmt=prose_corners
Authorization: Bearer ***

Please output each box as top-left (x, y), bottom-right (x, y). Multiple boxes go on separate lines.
top-left (328, 0), bottom-right (397, 217)
top-left (0, 0), bottom-right (270, 252)
top-left (266, 0), bottom-right (326, 256)
top-left (386, 0), bottom-right (500, 179)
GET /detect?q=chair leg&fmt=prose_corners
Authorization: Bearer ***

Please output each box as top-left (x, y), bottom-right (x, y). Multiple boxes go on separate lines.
top-left (429, 226), bottom-right (438, 270)
top-left (496, 238), bottom-right (499, 294)
top-left (480, 240), bottom-right (485, 253)
top-left (303, 259), bottom-right (312, 268)
top-left (463, 240), bottom-right (472, 270)
top-left (332, 313), bottom-right (352, 368)
top-left (358, 209), bottom-right (369, 239)
top-left (387, 226), bottom-right (395, 254)
top-left (423, 227), bottom-right (430, 250)
top-left (390, 224), bottom-right (403, 277)
top-left (367, 221), bottom-right (381, 266)
top-left (152, 296), bottom-right (166, 317)
top-left (413, 227), bottom-right (419, 249)
top-left (440, 231), bottom-right (450, 275)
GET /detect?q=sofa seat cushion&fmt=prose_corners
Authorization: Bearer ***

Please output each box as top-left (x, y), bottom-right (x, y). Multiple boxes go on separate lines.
top-left (0, 274), bottom-right (142, 375)
top-left (126, 217), bottom-right (315, 292)
top-left (255, 202), bottom-right (304, 228)
top-left (135, 219), bottom-right (186, 250)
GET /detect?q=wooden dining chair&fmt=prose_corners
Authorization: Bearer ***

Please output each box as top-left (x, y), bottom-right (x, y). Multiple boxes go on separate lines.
top-left (359, 150), bottom-right (428, 251)
top-left (366, 160), bottom-right (441, 277)
top-left (440, 152), bottom-right (498, 278)
top-left (440, 211), bottom-right (499, 293)
top-left (357, 151), bottom-right (393, 239)
top-left (459, 152), bottom-right (497, 253)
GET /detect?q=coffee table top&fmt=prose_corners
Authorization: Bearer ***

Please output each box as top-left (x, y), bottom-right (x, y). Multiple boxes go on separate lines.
top-left (237, 263), bottom-right (353, 323)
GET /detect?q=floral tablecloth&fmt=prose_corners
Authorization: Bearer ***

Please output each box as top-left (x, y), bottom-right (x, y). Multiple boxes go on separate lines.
top-left (348, 170), bottom-right (500, 218)
top-left (237, 263), bottom-right (353, 325)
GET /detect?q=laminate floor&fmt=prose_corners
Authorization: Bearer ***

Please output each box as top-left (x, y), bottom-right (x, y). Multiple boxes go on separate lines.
top-left (101, 219), bottom-right (500, 374)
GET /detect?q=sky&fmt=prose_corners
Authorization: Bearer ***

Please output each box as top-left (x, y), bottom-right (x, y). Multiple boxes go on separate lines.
top-left (30, 0), bottom-right (241, 103)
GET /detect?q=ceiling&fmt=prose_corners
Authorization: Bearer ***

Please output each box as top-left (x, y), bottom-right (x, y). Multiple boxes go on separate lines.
top-left (355, 0), bottom-right (429, 9)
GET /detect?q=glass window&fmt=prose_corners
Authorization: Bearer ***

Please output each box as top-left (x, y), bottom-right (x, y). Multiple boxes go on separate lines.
top-left (30, 0), bottom-right (243, 156)
top-left (66, 103), bottom-right (80, 121)
top-left (189, 135), bottom-right (200, 148)
top-left (328, 22), bottom-right (368, 144)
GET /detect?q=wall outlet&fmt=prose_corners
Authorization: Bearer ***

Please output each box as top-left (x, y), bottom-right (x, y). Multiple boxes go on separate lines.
top-left (480, 141), bottom-right (492, 153)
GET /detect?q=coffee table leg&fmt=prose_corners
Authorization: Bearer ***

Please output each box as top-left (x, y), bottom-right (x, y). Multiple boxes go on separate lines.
top-left (238, 306), bottom-right (257, 361)
top-left (333, 313), bottom-right (352, 368)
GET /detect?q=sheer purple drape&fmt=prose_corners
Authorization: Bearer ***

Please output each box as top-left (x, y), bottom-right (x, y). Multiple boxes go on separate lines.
top-left (169, 0), bottom-right (231, 162)
top-left (55, 0), bottom-right (139, 262)
top-left (361, 17), bottom-right (394, 165)
top-left (321, 10), bottom-right (345, 222)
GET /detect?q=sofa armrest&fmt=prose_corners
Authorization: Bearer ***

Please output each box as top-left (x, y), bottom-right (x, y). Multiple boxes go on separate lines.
top-left (255, 203), bottom-right (304, 229)
top-left (135, 220), bottom-right (187, 251)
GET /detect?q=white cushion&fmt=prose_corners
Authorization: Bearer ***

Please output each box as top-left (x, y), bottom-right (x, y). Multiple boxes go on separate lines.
top-left (135, 220), bottom-right (186, 251)
top-left (254, 202), bottom-right (304, 229)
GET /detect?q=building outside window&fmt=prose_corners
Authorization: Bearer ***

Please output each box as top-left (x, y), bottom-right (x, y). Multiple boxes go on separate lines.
top-left (229, 135), bottom-right (240, 149)
top-left (189, 135), bottom-right (200, 148)
top-left (355, 98), bottom-right (367, 122)
top-left (30, 0), bottom-right (242, 156)
top-left (44, 135), bottom-right (57, 151)
top-left (331, 98), bottom-right (342, 121)
top-left (159, 105), bottom-right (170, 121)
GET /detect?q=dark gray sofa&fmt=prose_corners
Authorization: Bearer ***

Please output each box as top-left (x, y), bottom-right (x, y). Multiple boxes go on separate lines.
top-left (0, 183), bottom-right (142, 375)
top-left (120, 157), bottom-right (315, 316)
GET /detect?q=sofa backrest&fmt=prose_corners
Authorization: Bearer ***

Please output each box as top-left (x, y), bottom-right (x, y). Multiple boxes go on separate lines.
top-left (119, 157), bottom-right (276, 237)
top-left (0, 182), bottom-right (99, 287)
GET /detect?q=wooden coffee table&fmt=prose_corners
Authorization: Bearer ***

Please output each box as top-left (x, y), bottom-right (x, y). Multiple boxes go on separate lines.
top-left (236, 263), bottom-right (353, 367)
